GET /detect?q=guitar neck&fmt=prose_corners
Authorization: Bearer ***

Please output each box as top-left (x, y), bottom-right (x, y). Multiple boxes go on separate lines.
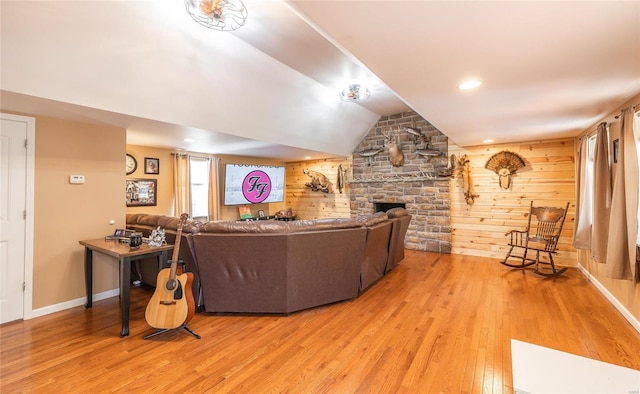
top-left (169, 213), bottom-right (188, 271)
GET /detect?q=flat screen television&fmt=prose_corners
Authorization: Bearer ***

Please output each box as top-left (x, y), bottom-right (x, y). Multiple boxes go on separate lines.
top-left (224, 163), bottom-right (285, 205)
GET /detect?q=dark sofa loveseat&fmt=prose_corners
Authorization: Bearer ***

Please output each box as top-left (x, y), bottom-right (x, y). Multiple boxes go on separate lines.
top-left (125, 208), bottom-right (411, 314)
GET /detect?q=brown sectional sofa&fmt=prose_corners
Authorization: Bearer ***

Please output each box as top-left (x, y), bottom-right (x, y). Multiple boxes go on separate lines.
top-left (125, 208), bottom-right (411, 314)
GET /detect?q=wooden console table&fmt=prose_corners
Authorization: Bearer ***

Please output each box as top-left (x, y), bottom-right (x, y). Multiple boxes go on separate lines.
top-left (79, 238), bottom-right (173, 337)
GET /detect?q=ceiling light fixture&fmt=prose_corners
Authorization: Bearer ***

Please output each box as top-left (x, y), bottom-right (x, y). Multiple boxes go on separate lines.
top-left (458, 80), bottom-right (482, 90)
top-left (340, 84), bottom-right (371, 102)
top-left (185, 0), bottom-right (248, 31)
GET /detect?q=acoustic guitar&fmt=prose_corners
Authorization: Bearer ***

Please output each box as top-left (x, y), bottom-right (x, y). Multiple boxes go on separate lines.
top-left (145, 213), bottom-right (196, 329)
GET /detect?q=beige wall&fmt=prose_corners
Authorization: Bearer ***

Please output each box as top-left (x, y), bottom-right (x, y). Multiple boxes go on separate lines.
top-left (125, 145), bottom-right (174, 215)
top-left (449, 138), bottom-right (577, 266)
top-left (123, 148), bottom-right (287, 220)
top-left (286, 157), bottom-right (352, 219)
top-left (33, 116), bottom-right (125, 309)
top-left (575, 94), bottom-right (640, 323)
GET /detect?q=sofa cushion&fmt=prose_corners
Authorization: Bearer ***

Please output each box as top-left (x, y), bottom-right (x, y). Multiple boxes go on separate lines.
top-left (126, 213), bottom-right (143, 225)
top-left (137, 214), bottom-right (164, 226)
top-left (386, 207), bottom-right (409, 218)
top-left (357, 211), bottom-right (389, 227)
top-left (200, 220), bottom-right (289, 233)
top-left (287, 218), bottom-right (361, 233)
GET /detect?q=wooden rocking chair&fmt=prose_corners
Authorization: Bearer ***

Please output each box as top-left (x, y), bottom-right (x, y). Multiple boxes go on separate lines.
top-left (501, 201), bottom-right (570, 276)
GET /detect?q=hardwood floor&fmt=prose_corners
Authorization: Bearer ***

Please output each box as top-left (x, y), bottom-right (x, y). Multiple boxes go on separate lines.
top-left (2, 251), bottom-right (640, 393)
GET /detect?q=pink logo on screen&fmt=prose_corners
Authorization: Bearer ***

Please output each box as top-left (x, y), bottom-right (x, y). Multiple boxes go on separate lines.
top-left (242, 170), bottom-right (272, 203)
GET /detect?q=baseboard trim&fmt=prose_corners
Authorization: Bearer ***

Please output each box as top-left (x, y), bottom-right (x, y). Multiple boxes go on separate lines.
top-left (577, 263), bottom-right (640, 335)
top-left (29, 289), bottom-right (119, 320)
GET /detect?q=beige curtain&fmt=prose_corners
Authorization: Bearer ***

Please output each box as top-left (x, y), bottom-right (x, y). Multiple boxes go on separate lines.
top-left (605, 108), bottom-right (639, 281)
top-left (208, 157), bottom-right (221, 221)
top-left (573, 136), bottom-right (592, 249)
top-left (591, 122), bottom-right (611, 263)
top-left (173, 153), bottom-right (191, 217)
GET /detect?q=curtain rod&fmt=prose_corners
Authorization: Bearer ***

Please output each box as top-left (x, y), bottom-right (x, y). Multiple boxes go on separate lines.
top-left (614, 103), bottom-right (640, 119)
top-left (171, 152), bottom-right (218, 161)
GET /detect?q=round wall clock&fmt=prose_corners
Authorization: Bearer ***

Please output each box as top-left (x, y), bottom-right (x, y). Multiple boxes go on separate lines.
top-left (126, 153), bottom-right (137, 175)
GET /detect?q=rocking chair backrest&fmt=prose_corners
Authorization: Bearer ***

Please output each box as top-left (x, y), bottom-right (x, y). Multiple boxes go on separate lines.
top-left (528, 202), bottom-right (570, 250)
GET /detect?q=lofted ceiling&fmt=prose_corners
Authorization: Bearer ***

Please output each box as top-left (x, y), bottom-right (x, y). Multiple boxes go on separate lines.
top-left (2, 0), bottom-right (639, 161)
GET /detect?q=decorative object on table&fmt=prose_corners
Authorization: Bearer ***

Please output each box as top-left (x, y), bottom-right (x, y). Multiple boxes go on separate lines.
top-left (337, 164), bottom-right (346, 194)
top-left (303, 168), bottom-right (334, 193)
top-left (238, 206), bottom-right (252, 219)
top-left (184, 0), bottom-right (247, 31)
top-left (484, 150), bottom-right (526, 190)
top-left (126, 179), bottom-right (157, 207)
top-left (129, 232), bottom-right (143, 249)
top-left (114, 229), bottom-right (126, 237)
top-left (126, 153), bottom-right (137, 175)
top-left (382, 130), bottom-right (405, 167)
top-left (148, 226), bottom-right (167, 247)
top-left (451, 154), bottom-right (479, 205)
top-left (145, 213), bottom-right (200, 339)
top-left (258, 210), bottom-right (265, 218)
top-left (144, 157), bottom-right (159, 174)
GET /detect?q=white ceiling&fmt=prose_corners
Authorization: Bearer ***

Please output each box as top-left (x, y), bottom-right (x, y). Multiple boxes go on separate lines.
top-left (2, 0), bottom-right (639, 161)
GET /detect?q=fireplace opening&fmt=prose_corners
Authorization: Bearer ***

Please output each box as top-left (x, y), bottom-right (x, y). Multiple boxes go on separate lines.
top-left (374, 202), bottom-right (406, 212)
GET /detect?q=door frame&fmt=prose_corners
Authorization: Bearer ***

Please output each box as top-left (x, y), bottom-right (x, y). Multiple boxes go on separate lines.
top-left (1, 113), bottom-right (35, 320)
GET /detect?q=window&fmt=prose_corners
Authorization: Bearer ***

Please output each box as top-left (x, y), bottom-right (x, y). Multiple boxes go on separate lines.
top-left (190, 157), bottom-right (209, 221)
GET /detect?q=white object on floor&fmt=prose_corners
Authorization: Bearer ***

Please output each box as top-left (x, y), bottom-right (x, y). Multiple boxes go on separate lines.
top-left (511, 339), bottom-right (640, 394)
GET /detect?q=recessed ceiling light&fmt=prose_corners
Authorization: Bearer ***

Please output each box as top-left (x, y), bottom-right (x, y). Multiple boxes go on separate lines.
top-left (483, 139), bottom-right (494, 144)
top-left (304, 156), bottom-right (312, 160)
top-left (458, 80), bottom-right (482, 90)
top-left (183, 138), bottom-right (195, 142)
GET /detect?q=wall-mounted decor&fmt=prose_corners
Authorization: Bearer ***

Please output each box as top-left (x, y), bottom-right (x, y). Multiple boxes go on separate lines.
top-left (303, 168), bottom-right (333, 193)
top-left (144, 157), bottom-right (159, 174)
top-left (359, 146), bottom-right (383, 166)
top-left (382, 130), bottom-right (405, 167)
top-left (126, 179), bottom-right (157, 207)
top-left (452, 154), bottom-right (479, 205)
top-left (484, 150), bottom-right (526, 190)
top-left (337, 164), bottom-right (346, 194)
top-left (126, 153), bottom-right (137, 175)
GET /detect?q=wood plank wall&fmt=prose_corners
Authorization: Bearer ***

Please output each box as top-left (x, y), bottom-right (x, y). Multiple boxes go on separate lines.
top-left (449, 138), bottom-right (578, 266)
top-left (285, 157), bottom-right (353, 220)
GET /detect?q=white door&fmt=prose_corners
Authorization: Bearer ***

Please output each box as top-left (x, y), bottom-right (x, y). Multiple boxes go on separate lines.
top-left (0, 115), bottom-right (29, 323)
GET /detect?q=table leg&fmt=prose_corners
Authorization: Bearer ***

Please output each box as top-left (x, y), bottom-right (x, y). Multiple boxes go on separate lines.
top-left (160, 249), bottom-right (170, 269)
top-left (84, 248), bottom-right (93, 308)
top-left (120, 256), bottom-right (131, 337)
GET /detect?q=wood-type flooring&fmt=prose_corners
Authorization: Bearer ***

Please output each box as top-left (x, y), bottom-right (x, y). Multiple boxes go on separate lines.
top-left (2, 251), bottom-right (640, 393)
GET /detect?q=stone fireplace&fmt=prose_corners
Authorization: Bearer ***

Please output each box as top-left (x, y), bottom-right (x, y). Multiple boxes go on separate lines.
top-left (350, 111), bottom-right (451, 253)
top-left (374, 202), bottom-right (406, 212)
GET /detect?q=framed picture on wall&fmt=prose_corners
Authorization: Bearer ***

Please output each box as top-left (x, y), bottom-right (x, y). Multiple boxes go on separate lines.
top-left (126, 179), bottom-right (157, 207)
top-left (144, 157), bottom-right (159, 174)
